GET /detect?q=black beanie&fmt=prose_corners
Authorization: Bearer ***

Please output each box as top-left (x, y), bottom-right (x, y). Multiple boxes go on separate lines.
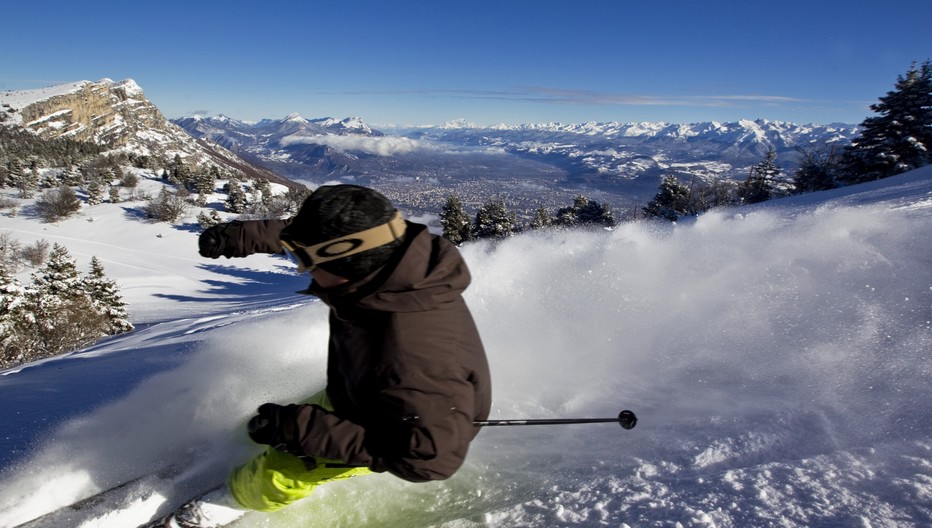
top-left (281, 185), bottom-right (402, 279)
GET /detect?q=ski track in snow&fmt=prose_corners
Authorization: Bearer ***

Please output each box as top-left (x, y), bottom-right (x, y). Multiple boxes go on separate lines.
top-left (1, 168), bottom-right (931, 527)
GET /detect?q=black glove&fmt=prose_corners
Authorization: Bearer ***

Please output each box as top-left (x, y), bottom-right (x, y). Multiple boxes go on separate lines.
top-left (247, 403), bottom-right (301, 450)
top-left (198, 222), bottom-right (242, 259)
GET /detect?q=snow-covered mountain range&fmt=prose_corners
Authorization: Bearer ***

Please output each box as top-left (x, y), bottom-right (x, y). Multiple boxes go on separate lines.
top-left (174, 113), bottom-right (859, 207)
top-left (3, 77), bottom-right (860, 212)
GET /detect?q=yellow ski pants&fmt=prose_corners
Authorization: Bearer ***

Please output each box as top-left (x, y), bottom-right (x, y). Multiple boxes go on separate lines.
top-left (227, 391), bottom-right (372, 512)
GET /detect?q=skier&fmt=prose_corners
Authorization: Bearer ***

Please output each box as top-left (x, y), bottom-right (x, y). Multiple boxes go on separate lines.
top-left (152, 185), bottom-right (492, 527)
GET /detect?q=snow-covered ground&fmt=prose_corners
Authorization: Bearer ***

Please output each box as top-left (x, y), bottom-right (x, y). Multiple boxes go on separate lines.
top-left (1, 167), bottom-right (930, 527)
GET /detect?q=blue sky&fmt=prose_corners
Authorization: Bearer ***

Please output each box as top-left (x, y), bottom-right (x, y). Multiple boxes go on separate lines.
top-left (2, 1), bottom-right (930, 126)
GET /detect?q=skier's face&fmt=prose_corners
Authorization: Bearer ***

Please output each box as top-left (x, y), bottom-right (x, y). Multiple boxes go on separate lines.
top-left (310, 267), bottom-right (349, 289)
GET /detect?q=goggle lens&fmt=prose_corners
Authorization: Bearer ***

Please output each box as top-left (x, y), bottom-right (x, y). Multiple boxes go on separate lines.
top-left (280, 240), bottom-right (314, 273)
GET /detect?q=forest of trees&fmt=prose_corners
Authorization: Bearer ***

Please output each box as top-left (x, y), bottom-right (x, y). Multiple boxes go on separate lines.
top-left (1, 243), bottom-right (132, 368)
top-left (0, 127), bottom-right (312, 226)
top-left (439, 193), bottom-right (616, 243)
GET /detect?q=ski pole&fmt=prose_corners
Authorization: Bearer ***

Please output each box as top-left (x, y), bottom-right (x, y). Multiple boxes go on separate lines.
top-left (474, 409), bottom-right (637, 430)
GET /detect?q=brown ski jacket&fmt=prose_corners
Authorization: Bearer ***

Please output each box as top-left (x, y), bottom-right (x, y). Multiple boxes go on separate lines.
top-left (235, 219), bottom-right (492, 481)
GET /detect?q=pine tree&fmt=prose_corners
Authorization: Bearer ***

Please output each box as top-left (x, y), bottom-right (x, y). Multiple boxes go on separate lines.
top-left (794, 147), bottom-right (840, 193)
top-left (8, 158), bottom-right (37, 198)
top-left (194, 170), bottom-right (216, 206)
top-left (86, 178), bottom-right (105, 205)
top-left (197, 209), bottom-right (224, 229)
top-left (643, 175), bottom-right (691, 221)
top-left (0, 264), bottom-right (28, 368)
top-left (61, 165), bottom-right (82, 186)
top-left (39, 168), bottom-right (60, 189)
top-left (254, 178), bottom-right (273, 206)
top-left (83, 257), bottom-right (134, 335)
top-left (169, 154), bottom-right (190, 186)
top-left (439, 195), bottom-right (473, 244)
top-left (740, 148), bottom-right (782, 204)
top-left (529, 207), bottom-right (552, 230)
top-left (23, 244), bottom-right (107, 358)
top-left (225, 180), bottom-right (247, 214)
top-left (577, 198), bottom-right (616, 227)
top-left (284, 187), bottom-right (311, 215)
top-left (839, 60), bottom-right (932, 184)
top-left (473, 197), bottom-right (516, 240)
top-left (31, 243), bottom-right (84, 301)
top-left (554, 195), bottom-right (616, 228)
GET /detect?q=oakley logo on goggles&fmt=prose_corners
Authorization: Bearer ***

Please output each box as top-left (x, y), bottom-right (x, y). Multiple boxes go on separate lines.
top-left (280, 211), bottom-right (406, 273)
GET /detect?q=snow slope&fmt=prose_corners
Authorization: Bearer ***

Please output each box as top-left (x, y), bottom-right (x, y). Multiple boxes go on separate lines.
top-left (1, 167), bottom-right (931, 527)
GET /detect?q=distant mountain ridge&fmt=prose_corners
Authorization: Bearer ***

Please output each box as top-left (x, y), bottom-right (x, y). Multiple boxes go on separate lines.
top-left (400, 118), bottom-right (857, 172)
top-left (174, 114), bottom-right (858, 186)
top-left (174, 113), bottom-right (858, 205)
top-left (1, 78), bottom-right (860, 210)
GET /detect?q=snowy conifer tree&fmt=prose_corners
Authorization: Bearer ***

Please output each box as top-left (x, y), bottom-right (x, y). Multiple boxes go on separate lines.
top-left (0, 264), bottom-right (28, 368)
top-left (253, 178), bottom-right (273, 206)
top-left (197, 209), bottom-right (224, 229)
top-left (555, 195), bottom-right (616, 228)
top-left (740, 149), bottom-right (782, 204)
top-left (529, 207), bottom-right (552, 230)
top-left (23, 244), bottom-right (107, 359)
top-left (39, 168), bottom-right (59, 189)
top-left (83, 257), bottom-right (134, 335)
top-left (839, 60), bottom-right (932, 183)
top-left (644, 175), bottom-right (691, 221)
top-left (473, 198), bottom-right (515, 240)
top-left (225, 180), bottom-right (247, 214)
top-left (86, 178), bottom-right (105, 206)
top-left (31, 243), bottom-right (83, 300)
top-left (61, 165), bottom-right (82, 186)
top-left (193, 169), bottom-right (216, 206)
top-left (794, 147), bottom-right (840, 193)
top-left (9, 158), bottom-right (38, 198)
top-left (439, 195), bottom-right (472, 244)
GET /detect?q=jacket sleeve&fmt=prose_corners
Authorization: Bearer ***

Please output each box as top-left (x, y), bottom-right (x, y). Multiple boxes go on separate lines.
top-left (209, 219), bottom-right (291, 258)
top-left (292, 372), bottom-right (479, 482)
top-left (229, 218), bottom-right (292, 257)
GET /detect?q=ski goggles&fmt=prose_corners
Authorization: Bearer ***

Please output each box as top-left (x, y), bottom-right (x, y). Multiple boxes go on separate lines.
top-left (279, 211), bottom-right (406, 273)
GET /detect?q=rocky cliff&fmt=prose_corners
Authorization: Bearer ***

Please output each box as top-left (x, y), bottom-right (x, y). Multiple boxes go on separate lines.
top-left (2, 79), bottom-right (297, 187)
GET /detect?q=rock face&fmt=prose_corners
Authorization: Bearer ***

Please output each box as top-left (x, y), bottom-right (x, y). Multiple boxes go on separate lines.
top-left (19, 80), bottom-right (183, 152)
top-left (4, 79), bottom-right (296, 187)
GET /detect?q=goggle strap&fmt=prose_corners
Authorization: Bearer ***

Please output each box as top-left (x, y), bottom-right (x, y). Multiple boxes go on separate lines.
top-left (281, 211), bottom-right (406, 271)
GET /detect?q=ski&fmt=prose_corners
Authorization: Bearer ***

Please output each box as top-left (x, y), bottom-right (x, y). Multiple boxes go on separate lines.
top-left (11, 463), bottom-right (187, 528)
top-left (135, 486), bottom-right (234, 528)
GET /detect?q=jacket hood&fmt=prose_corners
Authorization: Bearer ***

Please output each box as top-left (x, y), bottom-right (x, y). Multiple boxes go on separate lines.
top-left (311, 223), bottom-right (471, 314)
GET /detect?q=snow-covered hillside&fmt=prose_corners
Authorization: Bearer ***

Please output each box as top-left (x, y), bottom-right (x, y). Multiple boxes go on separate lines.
top-left (0, 167), bottom-right (930, 527)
